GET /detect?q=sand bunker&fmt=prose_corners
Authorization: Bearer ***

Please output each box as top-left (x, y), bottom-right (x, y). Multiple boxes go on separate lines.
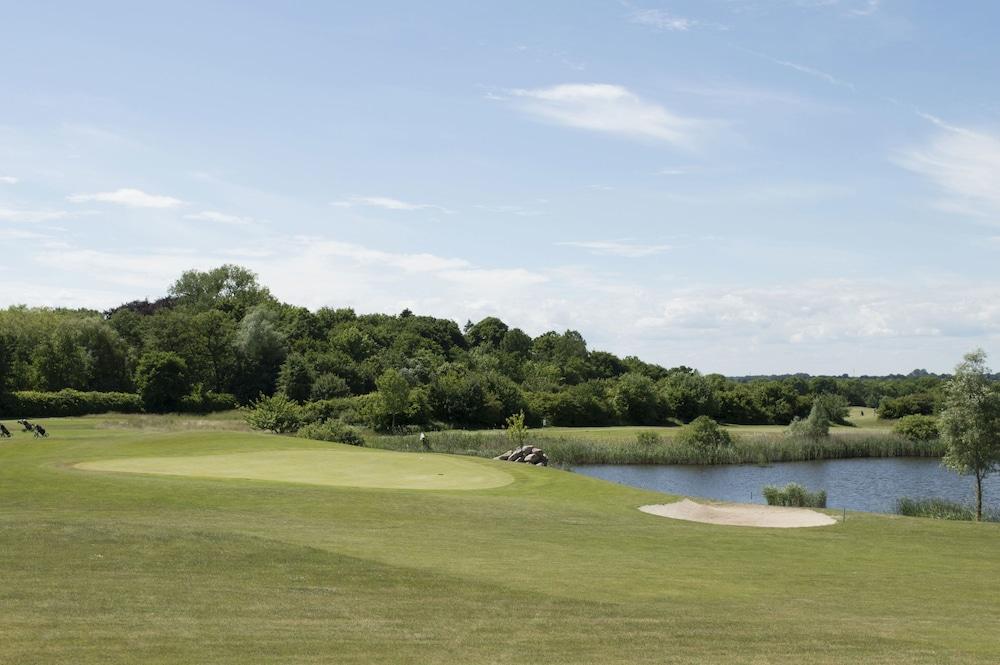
top-left (639, 499), bottom-right (836, 528)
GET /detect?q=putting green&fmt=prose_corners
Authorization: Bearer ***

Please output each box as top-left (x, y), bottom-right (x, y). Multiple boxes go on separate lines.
top-left (76, 448), bottom-right (514, 490)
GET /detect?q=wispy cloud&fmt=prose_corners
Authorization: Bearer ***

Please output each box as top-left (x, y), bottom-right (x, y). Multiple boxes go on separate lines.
top-left (473, 204), bottom-right (544, 217)
top-left (0, 208), bottom-right (72, 223)
top-left (68, 188), bottom-right (184, 208)
top-left (332, 196), bottom-right (454, 214)
top-left (743, 49), bottom-right (855, 91)
top-left (184, 210), bottom-right (254, 225)
top-left (848, 0), bottom-right (880, 17)
top-left (896, 119), bottom-right (1000, 222)
top-left (0, 176), bottom-right (18, 184)
top-left (504, 83), bottom-right (710, 147)
top-left (558, 240), bottom-right (672, 257)
top-left (629, 8), bottom-right (727, 32)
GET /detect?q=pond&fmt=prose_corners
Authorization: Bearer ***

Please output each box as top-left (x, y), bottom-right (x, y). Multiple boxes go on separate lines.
top-left (573, 457), bottom-right (1000, 514)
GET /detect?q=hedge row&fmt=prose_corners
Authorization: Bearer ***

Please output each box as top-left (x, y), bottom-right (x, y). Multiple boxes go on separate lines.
top-left (1, 389), bottom-right (143, 418)
top-left (0, 389), bottom-right (238, 418)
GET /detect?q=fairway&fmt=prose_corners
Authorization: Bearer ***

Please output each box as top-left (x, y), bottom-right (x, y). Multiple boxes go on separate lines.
top-left (77, 448), bottom-right (514, 490)
top-left (3, 415), bottom-right (1000, 664)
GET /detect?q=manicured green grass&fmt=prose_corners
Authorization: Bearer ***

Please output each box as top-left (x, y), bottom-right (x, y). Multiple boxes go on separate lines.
top-left (2, 415), bottom-right (998, 663)
top-left (78, 448), bottom-right (514, 490)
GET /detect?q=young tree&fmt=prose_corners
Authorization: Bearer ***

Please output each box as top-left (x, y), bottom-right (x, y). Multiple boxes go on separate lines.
top-left (277, 353), bottom-right (314, 402)
top-left (939, 349), bottom-right (1000, 521)
top-left (376, 368), bottom-right (410, 429)
top-left (505, 410), bottom-right (529, 447)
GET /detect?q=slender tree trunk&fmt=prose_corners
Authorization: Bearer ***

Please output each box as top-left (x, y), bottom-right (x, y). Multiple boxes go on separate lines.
top-left (976, 473), bottom-right (983, 522)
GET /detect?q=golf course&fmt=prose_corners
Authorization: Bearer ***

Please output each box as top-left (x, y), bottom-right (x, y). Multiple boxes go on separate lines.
top-left (2, 414), bottom-right (999, 664)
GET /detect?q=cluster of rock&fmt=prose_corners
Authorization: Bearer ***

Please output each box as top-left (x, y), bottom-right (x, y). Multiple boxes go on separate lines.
top-left (495, 445), bottom-right (549, 466)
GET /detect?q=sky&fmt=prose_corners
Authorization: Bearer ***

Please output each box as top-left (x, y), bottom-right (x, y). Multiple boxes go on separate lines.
top-left (1, 0), bottom-right (999, 375)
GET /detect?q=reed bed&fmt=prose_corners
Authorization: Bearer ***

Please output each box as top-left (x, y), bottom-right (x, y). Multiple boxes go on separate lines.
top-left (368, 429), bottom-right (944, 466)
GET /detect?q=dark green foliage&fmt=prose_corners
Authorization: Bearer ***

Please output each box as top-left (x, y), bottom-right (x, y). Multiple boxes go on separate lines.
top-left (297, 420), bottom-right (365, 446)
top-left (812, 393), bottom-right (850, 425)
top-left (893, 415), bottom-right (939, 442)
top-left (135, 352), bottom-right (191, 412)
top-left (896, 497), bottom-right (1000, 522)
top-left (878, 392), bottom-right (938, 418)
top-left (178, 390), bottom-right (238, 414)
top-left (763, 483), bottom-right (827, 508)
top-left (0, 266), bottom-right (976, 427)
top-left (310, 373), bottom-right (352, 400)
top-left (277, 353), bottom-right (315, 402)
top-left (0, 389), bottom-right (143, 417)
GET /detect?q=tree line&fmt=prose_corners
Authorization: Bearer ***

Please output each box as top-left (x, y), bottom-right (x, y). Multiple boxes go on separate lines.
top-left (0, 264), bottom-right (957, 427)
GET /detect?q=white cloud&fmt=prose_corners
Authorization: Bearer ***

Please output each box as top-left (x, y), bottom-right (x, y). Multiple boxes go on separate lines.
top-left (847, 0), bottom-right (880, 16)
top-left (630, 9), bottom-right (698, 31)
top-left (505, 83), bottom-right (710, 147)
top-left (557, 240), bottom-right (672, 257)
top-left (332, 196), bottom-right (454, 214)
top-left (0, 208), bottom-right (72, 223)
top-left (184, 210), bottom-right (253, 225)
top-left (0, 176), bottom-right (18, 184)
top-left (629, 9), bottom-right (728, 32)
top-left (897, 121), bottom-right (1000, 221)
top-left (68, 188), bottom-right (184, 208)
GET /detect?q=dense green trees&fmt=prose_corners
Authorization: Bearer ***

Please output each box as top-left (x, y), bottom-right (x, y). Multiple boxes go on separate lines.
top-left (0, 265), bottom-right (971, 427)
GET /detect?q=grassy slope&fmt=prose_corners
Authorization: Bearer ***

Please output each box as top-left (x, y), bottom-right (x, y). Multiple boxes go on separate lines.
top-left (1, 415), bottom-right (998, 664)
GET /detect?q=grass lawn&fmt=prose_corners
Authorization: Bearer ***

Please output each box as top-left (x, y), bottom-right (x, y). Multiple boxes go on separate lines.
top-left (2, 414), bottom-right (997, 664)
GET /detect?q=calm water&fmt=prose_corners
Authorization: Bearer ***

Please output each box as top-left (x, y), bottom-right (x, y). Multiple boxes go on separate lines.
top-left (573, 457), bottom-right (1000, 514)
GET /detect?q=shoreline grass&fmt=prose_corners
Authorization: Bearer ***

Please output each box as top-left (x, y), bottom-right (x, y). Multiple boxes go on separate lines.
top-left (896, 497), bottom-right (1000, 522)
top-left (369, 429), bottom-right (944, 465)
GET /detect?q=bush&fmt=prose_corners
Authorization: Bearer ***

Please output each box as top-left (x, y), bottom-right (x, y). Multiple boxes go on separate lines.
top-left (893, 415), bottom-right (939, 442)
top-left (636, 431), bottom-right (662, 446)
top-left (0, 389), bottom-right (142, 417)
top-left (677, 416), bottom-right (732, 449)
top-left (243, 393), bottom-right (303, 433)
top-left (812, 393), bottom-right (850, 425)
top-left (786, 402), bottom-right (830, 440)
top-left (297, 420), bottom-right (365, 446)
top-left (896, 497), bottom-right (999, 522)
top-left (763, 483), bottom-right (827, 508)
top-left (135, 351), bottom-right (191, 412)
top-left (178, 390), bottom-right (238, 414)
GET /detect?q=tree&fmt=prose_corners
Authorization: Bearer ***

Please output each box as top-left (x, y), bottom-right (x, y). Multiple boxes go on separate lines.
top-left (277, 353), bottom-right (314, 402)
top-left (812, 393), bottom-right (850, 425)
top-left (135, 351), bottom-right (191, 412)
top-left (611, 372), bottom-right (661, 424)
top-left (939, 349), bottom-right (1000, 521)
top-left (505, 410), bottom-right (529, 447)
top-left (234, 306), bottom-right (287, 400)
top-left (169, 264), bottom-right (274, 320)
top-left (376, 368), bottom-right (410, 429)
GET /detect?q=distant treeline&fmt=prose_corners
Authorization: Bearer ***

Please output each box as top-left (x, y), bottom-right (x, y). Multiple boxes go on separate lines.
top-left (0, 264), bottom-right (964, 427)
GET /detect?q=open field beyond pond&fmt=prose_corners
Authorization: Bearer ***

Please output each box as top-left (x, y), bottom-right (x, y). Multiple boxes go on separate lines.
top-left (1, 414), bottom-right (998, 664)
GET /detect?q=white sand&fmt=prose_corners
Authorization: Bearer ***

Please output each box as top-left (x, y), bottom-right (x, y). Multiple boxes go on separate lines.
top-left (639, 498), bottom-right (837, 528)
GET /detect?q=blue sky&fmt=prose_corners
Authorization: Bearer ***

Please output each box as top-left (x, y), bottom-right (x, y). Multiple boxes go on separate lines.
top-left (1, 0), bottom-right (999, 374)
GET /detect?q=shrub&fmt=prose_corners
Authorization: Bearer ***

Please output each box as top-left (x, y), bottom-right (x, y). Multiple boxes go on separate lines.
top-left (135, 351), bottom-right (191, 412)
top-left (297, 420), bottom-right (365, 446)
top-left (243, 393), bottom-right (303, 433)
top-left (893, 415), bottom-right (939, 442)
top-left (0, 389), bottom-right (142, 417)
top-left (178, 390), bottom-right (238, 414)
top-left (812, 393), bottom-right (850, 425)
top-left (677, 416), bottom-right (732, 449)
top-left (310, 373), bottom-right (351, 400)
top-left (763, 483), bottom-right (827, 508)
top-left (786, 402), bottom-right (830, 440)
top-left (636, 431), bottom-right (662, 446)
